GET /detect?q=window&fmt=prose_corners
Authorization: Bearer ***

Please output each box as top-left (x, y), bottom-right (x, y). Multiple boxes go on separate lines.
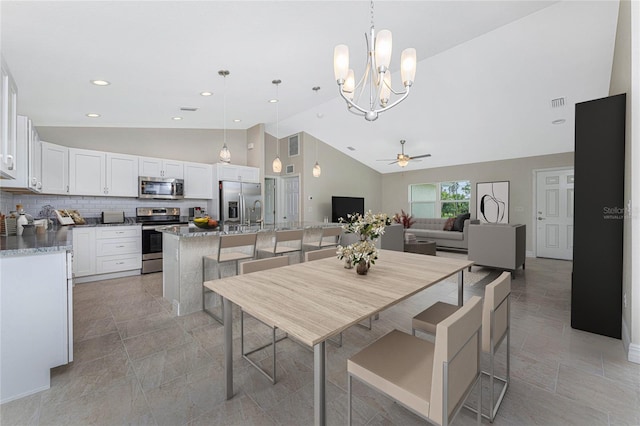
top-left (410, 180), bottom-right (470, 218)
top-left (288, 134), bottom-right (299, 157)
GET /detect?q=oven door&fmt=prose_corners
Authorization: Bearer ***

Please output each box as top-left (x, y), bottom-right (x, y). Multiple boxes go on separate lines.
top-left (141, 227), bottom-right (164, 273)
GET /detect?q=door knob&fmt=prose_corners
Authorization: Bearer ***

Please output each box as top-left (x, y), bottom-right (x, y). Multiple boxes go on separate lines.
top-left (537, 217), bottom-right (545, 221)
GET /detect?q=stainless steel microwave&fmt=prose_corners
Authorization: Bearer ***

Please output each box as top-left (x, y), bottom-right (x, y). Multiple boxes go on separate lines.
top-left (138, 176), bottom-right (184, 200)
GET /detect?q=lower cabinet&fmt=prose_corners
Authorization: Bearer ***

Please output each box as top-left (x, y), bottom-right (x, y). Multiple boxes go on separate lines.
top-left (73, 225), bottom-right (142, 281)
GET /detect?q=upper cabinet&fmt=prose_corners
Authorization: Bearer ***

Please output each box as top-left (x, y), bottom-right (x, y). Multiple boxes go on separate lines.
top-left (1, 57), bottom-right (18, 179)
top-left (69, 148), bottom-right (138, 197)
top-left (213, 163), bottom-right (259, 183)
top-left (41, 141), bottom-right (69, 195)
top-left (184, 162), bottom-right (213, 199)
top-left (139, 156), bottom-right (184, 179)
top-left (0, 115), bottom-right (42, 192)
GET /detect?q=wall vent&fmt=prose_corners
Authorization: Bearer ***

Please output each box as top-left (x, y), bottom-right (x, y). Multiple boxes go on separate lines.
top-left (180, 107), bottom-right (198, 112)
top-left (551, 97), bottom-right (566, 108)
top-left (347, 146), bottom-right (356, 151)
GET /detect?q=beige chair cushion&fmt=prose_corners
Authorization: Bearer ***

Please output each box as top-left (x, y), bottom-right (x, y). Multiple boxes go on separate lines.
top-left (412, 302), bottom-right (460, 335)
top-left (348, 330), bottom-right (435, 417)
top-left (482, 271), bottom-right (511, 353)
top-left (430, 296), bottom-right (482, 425)
top-left (305, 247), bottom-right (337, 262)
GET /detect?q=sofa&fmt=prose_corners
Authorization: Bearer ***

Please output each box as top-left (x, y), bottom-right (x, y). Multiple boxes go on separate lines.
top-left (405, 217), bottom-right (472, 250)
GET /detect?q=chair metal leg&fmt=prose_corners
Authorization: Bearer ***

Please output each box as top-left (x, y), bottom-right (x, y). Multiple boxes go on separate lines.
top-left (347, 374), bottom-right (352, 426)
top-left (241, 310), bottom-right (287, 384)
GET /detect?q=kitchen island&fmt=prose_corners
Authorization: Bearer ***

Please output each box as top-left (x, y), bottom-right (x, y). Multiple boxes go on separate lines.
top-left (160, 223), bottom-right (336, 316)
top-left (0, 228), bottom-right (74, 403)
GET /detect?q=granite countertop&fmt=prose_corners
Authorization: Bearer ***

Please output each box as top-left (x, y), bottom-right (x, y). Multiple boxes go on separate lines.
top-left (73, 217), bottom-right (139, 227)
top-left (159, 222), bottom-right (339, 238)
top-left (0, 227), bottom-right (73, 257)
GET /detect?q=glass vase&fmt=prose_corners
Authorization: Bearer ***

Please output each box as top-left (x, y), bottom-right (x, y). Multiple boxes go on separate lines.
top-left (356, 260), bottom-right (368, 275)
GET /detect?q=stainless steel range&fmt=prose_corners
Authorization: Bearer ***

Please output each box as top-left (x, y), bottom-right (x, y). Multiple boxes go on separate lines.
top-left (136, 207), bottom-right (186, 274)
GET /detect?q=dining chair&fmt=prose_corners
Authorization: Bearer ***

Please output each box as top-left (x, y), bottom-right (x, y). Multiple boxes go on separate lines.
top-left (258, 229), bottom-right (304, 262)
top-left (302, 226), bottom-right (342, 252)
top-left (347, 296), bottom-right (483, 426)
top-left (304, 247), bottom-right (337, 262)
top-left (239, 256), bottom-right (290, 384)
top-left (202, 232), bottom-right (258, 322)
top-left (412, 271), bottom-right (511, 422)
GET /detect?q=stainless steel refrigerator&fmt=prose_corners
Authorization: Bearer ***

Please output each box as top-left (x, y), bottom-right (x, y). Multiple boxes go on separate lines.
top-left (219, 181), bottom-right (262, 225)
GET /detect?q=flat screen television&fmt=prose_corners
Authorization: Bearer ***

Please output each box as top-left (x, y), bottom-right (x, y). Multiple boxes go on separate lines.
top-left (331, 196), bottom-right (365, 223)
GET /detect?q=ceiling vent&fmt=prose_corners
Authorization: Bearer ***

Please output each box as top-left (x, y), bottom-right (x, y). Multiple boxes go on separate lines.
top-left (180, 107), bottom-right (198, 112)
top-left (347, 146), bottom-right (356, 151)
top-left (550, 97), bottom-right (566, 108)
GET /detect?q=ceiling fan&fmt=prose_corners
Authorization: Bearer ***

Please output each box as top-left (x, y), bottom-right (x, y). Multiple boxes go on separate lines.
top-left (377, 140), bottom-right (431, 167)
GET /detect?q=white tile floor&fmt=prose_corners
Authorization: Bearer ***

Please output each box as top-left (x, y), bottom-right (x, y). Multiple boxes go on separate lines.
top-left (1, 253), bottom-right (639, 425)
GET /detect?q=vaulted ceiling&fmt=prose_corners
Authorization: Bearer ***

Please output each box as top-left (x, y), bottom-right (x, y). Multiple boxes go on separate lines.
top-left (1, 1), bottom-right (620, 173)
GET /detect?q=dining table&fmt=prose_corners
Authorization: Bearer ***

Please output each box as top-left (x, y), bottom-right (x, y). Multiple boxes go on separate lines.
top-left (204, 249), bottom-right (474, 426)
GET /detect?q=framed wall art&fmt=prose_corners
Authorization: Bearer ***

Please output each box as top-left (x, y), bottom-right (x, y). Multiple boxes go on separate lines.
top-left (476, 181), bottom-right (509, 224)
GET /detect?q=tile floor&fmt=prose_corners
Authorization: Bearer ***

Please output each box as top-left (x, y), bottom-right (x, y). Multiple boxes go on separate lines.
top-left (1, 253), bottom-right (639, 425)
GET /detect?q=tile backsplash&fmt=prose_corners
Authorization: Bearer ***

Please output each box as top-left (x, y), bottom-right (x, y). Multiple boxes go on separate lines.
top-left (1, 191), bottom-right (210, 218)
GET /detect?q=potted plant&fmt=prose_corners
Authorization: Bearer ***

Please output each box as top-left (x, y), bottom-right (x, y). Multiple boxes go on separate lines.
top-left (393, 209), bottom-right (415, 229)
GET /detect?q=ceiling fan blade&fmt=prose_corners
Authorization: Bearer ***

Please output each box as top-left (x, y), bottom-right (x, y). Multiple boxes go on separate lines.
top-left (387, 160), bottom-right (399, 165)
top-left (377, 159), bottom-right (397, 161)
top-left (409, 154), bottom-right (432, 160)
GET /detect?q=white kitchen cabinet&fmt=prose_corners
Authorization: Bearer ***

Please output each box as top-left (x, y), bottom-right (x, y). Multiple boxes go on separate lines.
top-left (69, 148), bottom-right (138, 197)
top-left (0, 116), bottom-right (43, 193)
top-left (184, 162), bottom-right (213, 199)
top-left (95, 226), bottom-right (141, 274)
top-left (40, 141), bottom-right (69, 195)
top-left (0, 250), bottom-right (72, 403)
top-left (29, 126), bottom-right (42, 193)
top-left (105, 153), bottom-right (138, 196)
top-left (213, 163), bottom-right (259, 183)
top-left (72, 227), bottom-right (96, 277)
top-left (1, 57), bottom-right (18, 180)
top-left (69, 148), bottom-right (106, 195)
top-left (139, 156), bottom-right (184, 179)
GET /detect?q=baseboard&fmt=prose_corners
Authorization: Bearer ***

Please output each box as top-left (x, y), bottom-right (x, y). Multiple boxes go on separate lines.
top-left (74, 269), bottom-right (141, 284)
top-left (622, 317), bottom-right (640, 364)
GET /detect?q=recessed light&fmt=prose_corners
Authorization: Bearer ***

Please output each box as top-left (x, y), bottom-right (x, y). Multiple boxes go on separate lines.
top-left (200, 92), bottom-right (213, 96)
top-left (172, 117), bottom-right (183, 121)
top-left (268, 99), bottom-right (278, 103)
top-left (552, 119), bottom-right (566, 125)
top-left (233, 119), bottom-right (241, 123)
top-left (86, 113), bottom-right (100, 118)
top-left (90, 80), bottom-right (110, 86)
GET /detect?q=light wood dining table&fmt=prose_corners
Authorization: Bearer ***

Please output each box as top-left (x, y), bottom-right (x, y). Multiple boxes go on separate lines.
top-left (204, 249), bottom-right (474, 426)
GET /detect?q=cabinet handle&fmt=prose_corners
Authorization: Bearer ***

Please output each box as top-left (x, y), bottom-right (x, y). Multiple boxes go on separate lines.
top-left (116, 231), bottom-right (124, 234)
top-left (5, 155), bottom-right (14, 170)
top-left (66, 185), bottom-right (69, 193)
top-left (116, 245), bottom-right (124, 248)
top-left (116, 261), bottom-right (125, 265)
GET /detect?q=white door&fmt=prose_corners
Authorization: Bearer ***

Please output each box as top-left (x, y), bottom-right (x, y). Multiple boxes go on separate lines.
top-left (282, 176), bottom-right (299, 223)
top-left (536, 168), bottom-right (574, 260)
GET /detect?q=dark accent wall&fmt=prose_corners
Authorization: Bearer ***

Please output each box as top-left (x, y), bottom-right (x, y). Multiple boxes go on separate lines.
top-left (572, 93), bottom-right (626, 339)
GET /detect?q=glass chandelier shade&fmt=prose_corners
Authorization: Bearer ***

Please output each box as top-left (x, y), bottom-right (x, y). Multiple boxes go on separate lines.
top-left (219, 143), bottom-right (231, 163)
top-left (271, 79), bottom-right (282, 173)
top-left (312, 162), bottom-right (321, 177)
top-left (333, 1), bottom-right (416, 121)
top-left (272, 156), bottom-right (282, 173)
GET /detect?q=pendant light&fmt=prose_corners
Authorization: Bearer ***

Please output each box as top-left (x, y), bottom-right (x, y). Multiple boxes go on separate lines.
top-left (218, 70), bottom-right (231, 163)
top-left (312, 86), bottom-right (322, 178)
top-left (271, 79), bottom-right (282, 173)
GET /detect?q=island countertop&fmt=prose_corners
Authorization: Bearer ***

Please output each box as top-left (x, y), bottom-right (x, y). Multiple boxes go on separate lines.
top-left (159, 222), bottom-right (338, 238)
top-left (0, 227), bottom-right (73, 257)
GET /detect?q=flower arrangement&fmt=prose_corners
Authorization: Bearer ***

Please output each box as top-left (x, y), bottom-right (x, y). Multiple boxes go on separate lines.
top-left (393, 209), bottom-right (415, 229)
top-left (337, 211), bottom-right (391, 274)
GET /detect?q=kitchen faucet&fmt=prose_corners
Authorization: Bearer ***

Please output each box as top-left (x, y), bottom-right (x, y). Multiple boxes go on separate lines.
top-left (251, 200), bottom-right (263, 227)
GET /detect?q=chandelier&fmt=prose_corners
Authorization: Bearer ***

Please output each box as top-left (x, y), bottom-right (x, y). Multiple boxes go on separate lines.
top-left (271, 79), bottom-right (282, 173)
top-left (333, 0), bottom-right (416, 121)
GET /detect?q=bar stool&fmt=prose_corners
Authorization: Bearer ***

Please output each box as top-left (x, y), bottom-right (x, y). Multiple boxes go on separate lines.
top-left (303, 226), bottom-right (342, 252)
top-left (202, 232), bottom-right (257, 322)
top-left (258, 229), bottom-right (304, 262)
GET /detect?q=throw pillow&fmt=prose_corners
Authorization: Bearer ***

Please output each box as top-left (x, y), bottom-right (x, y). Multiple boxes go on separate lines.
top-left (452, 213), bottom-right (471, 232)
top-left (443, 217), bottom-right (456, 231)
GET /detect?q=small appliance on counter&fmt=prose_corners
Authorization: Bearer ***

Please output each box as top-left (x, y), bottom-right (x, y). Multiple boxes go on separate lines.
top-left (101, 211), bottom-right (125, 224)
top-left (188, 207), bottom-right (206, 220)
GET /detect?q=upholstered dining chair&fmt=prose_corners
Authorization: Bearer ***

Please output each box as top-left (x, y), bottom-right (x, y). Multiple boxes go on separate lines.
top-left (202, 232), bottom-right (257, 322)
top-left (258, 229), bottom-right (304, 263)
top-left (239, 256), bottom-right (290, 384)
top-left (412, 271), bottom-right (511, 422)
top-left (347, 296), bottom-right (483, 426)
